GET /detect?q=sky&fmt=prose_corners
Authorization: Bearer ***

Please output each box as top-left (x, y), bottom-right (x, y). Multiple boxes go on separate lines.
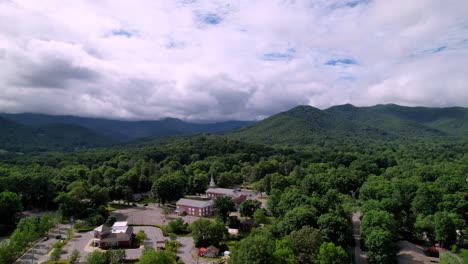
top-left (0, 0), bottom-right (467, 121)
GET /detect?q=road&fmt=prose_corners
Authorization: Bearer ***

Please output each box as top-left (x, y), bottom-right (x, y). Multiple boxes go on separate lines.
top-left (177, 237), bottom-right (195, 264)
top-left (352, 211), bottom-right (367, 264)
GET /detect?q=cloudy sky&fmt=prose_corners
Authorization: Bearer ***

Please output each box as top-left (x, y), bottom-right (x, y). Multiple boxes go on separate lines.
top-left (0, 0), bottom-right (467, 121)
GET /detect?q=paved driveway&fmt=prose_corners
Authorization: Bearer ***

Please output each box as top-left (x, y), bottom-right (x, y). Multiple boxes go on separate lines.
top-left (177, 237), bottom-right (196, 264)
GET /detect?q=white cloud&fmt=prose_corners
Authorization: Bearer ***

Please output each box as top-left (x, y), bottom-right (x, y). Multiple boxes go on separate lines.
top-left (0, 0), bottom-right (467, 120)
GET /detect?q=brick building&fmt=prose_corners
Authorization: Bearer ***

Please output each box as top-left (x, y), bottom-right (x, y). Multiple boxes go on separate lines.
top-left (206, 188), bottom-right (247, 204)
top-left (175, 198), bottom-right (214, 217)
top-left (92, 221), bottom-right (133, 248)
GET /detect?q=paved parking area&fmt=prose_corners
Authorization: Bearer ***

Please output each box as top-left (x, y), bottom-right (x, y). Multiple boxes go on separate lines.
top-left (111, 204), bottom-right (167, 226)
top-left (60, 226), bottom-right (167, 262)
top-left (111, 204), bottom-right (200, 226)
top-left (14, 224), bottom-right (70, 264)
top-left (61, 231), bottom-right (93, 262)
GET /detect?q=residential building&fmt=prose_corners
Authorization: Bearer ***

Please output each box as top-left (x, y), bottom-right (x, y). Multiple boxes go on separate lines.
top-left (92, 221), bottom-right (133, 248)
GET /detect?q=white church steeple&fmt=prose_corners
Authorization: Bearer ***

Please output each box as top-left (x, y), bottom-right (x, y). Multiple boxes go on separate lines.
top-left (209, 173), bottom-right (216, 187)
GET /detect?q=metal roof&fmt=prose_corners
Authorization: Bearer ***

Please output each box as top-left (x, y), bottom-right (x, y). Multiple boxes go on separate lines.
top-left (176, 198), bottom-right (213, 208)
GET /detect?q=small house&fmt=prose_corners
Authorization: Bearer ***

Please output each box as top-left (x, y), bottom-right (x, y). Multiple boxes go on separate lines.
top-left (204, 245), bottom-right (220, 258)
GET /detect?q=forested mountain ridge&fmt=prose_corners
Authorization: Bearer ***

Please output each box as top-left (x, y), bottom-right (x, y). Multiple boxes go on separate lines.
top-left (229, 104), bottom-right (468, 145)
top-left (0, 113), bottom-right (254, 141)
top-left (0, 117), bottom-right (114, 152)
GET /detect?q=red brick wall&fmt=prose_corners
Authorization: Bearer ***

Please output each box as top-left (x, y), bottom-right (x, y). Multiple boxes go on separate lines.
top-left (177, 204), bottom-right (211, 216)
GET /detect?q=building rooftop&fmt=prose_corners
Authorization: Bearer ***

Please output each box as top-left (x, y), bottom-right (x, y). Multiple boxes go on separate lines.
top-left (176, 198), bottom-right (213, 208)
top-left (113, 221), bottom-right (128, 227)
top-left (93, 224), bottom-right (111, 233)
top-left (206, 188), bottom-right (240, 197)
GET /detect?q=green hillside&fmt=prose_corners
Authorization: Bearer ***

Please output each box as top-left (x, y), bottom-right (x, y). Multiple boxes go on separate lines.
top-left (0, 117), bottom-right (114, 153)
top-left (0, 113), bottom-right (254, 141)
top-left (229, 104), bottom-right (468, 145)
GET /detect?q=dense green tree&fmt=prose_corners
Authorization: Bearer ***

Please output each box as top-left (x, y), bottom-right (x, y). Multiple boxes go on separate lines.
top-left (212, 195), bottom-right (236, 223)
top-left (165, 218), bottom-right (188, 235)
top-left (364, 228), bottom-right (396, 264)
top-left (230, 230), bottom-right (276, 264)
top-left (434, 211), bottom-right (462, 248)
top-left (85, 250), bottom-right (108, 264)
top-left (273, 239), bottom-right (298, 264)
top-left (88, 185), bottom-right (109, 207)
top-left (286, 226), bottom-right (322, 263)
top-left (316, 242), bottom-right (348, 264)
top-left (137, 248), bottom-right (177, 264)
top-left (0, 191), bottom-right (22, 226)
top-left (361, 210), bottom-right (398, 241)
top-left (191, 219), bottom-right (227, 247)
top-left (239, 199), bottom-right (262, 218)
top-left (412, 183), bottom-right (441, 216)
top-left (54, 192), bottom-right (82, 218)
top-left (151, 173), bottom-right (186, 204)
top-left (253, 208), bottom-right (269, 225)
top-left (276, 206), bottom-right (318, 236)
top-left (317, 212), bottom-right (352, 247)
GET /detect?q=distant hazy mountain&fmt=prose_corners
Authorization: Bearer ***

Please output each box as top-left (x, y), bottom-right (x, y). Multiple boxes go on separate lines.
top-left (0, 117), bottom-right (115, 152)
top-left (229, 104), bottom-right (468, 145)
top-left (0, 113), bottom-right (254, 152)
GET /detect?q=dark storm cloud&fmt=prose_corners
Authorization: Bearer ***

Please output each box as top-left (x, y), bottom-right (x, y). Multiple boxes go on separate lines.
top-left (14, 57), bottom-right (99, 89)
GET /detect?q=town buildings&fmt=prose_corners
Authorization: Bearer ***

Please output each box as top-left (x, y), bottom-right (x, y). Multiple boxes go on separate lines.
top-left (92, 221), bottom-right (133, 248)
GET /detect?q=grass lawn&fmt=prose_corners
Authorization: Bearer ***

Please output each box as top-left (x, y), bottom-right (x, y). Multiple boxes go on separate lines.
top-left (42, 260), bottom-right (71, 264)
top-left (108, 203), bottom-right (134, 211)
top-left (138, 197), bottom-right (157, 204)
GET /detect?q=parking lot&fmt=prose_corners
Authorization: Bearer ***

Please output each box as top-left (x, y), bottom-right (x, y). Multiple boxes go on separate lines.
top-left (60, 225), bottom-right (167, 262)
top-left (111, 204), bottom-right (201, 225)
top-left (14, 224), bottom-right (71, 264)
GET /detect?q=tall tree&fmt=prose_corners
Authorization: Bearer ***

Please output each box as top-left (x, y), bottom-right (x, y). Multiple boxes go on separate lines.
top-left (151, 173), bottom-right (186, 204)
top-left (0, 191), bottom-right (22, 226)
top-left (240, 199), bottom-right (262, 218)
top-left (316, 242), bottom-right (348, 264)
top-left (286, 225), bottom-right (322, 263)
top-left (212, 196), bottom-right (236, 223)
top-left (191, 219), bottom-right (227, 247)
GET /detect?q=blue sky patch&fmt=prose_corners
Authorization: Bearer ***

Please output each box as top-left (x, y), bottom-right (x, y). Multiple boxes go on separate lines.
top-left (325, 58), bottom-right (357, 66)
top-left (331, 0), bottom-right (371, 9)
top-left (201, 13), bottom-right (222, 25)
top-left (112, 29), bottom-right (133, 38)
top-left (431, 46), bottom-right (447, 53)
top-left (263, 52), bottom-right (294, 62)
top-left (346, 0), bottom-right (370, 8)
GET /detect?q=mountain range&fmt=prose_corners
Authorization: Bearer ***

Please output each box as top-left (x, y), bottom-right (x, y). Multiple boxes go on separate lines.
top-left (1, 104), bottom-right (468, 152)
top-left (229, 104), bottom-right (468, 145)
top-left (0, 114), bottom-right (253, 152)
